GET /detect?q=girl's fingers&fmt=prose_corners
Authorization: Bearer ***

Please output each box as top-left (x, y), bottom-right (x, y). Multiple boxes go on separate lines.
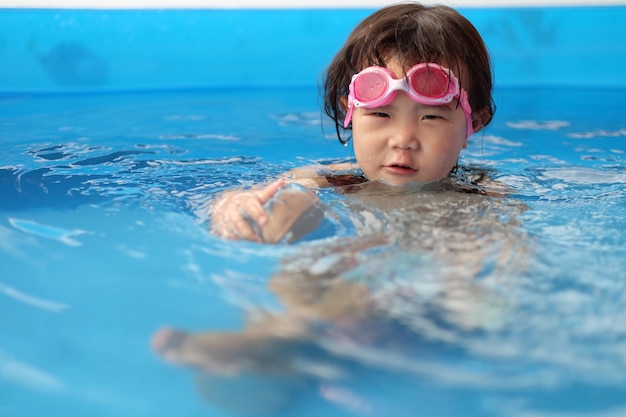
top-left (244, 180), bottom-right (286, 227)
top-left (257, 180), bottom-right (286, 204)
top-left (241, 195), bottom-right (269, 228)
top-left (229, 212), bottom-right (263, 242)
top-left (211, 180), bottom-right (289, 242)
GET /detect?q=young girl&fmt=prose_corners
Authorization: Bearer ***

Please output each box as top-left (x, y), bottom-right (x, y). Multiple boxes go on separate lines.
top-left (210, 2), bottom-right (495, 243)
top-left (153, 6), bottom-right (527, 412)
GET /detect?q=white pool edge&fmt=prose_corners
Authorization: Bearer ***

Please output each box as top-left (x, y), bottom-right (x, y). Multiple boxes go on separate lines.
top-left (3, 0), bottom-right (626, 8)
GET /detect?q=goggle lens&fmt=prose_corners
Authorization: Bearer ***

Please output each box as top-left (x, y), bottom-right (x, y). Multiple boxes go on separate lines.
top-left (353, 72), bottom-right (388, 102)
top-left (409, 67), bottom-right (450, 98)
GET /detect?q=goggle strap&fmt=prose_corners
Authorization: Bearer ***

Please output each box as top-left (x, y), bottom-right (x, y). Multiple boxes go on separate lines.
top-left (343, 105), bottom-right (354, 128)
top-left (460, 90), bottom-right (474, 139)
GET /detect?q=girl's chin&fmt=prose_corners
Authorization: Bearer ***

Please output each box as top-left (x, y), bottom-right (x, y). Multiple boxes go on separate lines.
top-left (376, 177), bottom-right (436, 189)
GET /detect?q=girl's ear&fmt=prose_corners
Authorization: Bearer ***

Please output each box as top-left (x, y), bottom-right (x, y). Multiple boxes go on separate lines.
top-left (472, 107), bottom-right (492, 133)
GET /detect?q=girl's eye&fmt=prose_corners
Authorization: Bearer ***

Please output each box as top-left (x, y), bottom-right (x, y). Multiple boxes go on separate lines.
top-left (423, 114), bottom-right (442, 120)
top-left (372, 112), bottom-right (390, 118)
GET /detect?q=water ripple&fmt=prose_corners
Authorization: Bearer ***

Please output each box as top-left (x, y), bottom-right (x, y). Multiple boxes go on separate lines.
top-left (9, 217), bottom-right (87, 246)
top-left (0, 281), bottom-right (70, 313)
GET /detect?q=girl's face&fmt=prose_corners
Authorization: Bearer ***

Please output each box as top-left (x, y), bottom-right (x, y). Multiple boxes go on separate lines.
top-left (351, 59), bottom-right (472, 186)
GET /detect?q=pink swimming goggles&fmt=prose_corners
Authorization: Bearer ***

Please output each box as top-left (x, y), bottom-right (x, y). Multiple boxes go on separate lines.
top-left (344, 63), bottom-right (473, 138)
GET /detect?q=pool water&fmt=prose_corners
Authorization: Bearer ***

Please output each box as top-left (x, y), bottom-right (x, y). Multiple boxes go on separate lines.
top-left (2, 84), bottom-right (626, 417)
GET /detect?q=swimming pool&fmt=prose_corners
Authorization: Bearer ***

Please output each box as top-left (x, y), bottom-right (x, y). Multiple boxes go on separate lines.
top-left (2, 4), bottom-right (626, 417)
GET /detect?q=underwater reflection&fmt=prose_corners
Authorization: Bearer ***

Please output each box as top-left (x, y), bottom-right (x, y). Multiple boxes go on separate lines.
top-left (152, 177), bottom-right (537, 416)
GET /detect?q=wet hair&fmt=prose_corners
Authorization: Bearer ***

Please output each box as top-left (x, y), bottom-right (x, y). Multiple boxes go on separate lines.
top-left (323, 2), bottom-right (495, 144)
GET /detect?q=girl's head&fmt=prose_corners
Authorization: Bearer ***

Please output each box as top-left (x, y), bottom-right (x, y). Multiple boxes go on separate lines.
top-left (322, 2), bottom-right (495, 185)
top-left (323, 2), bottom-right (494, 145)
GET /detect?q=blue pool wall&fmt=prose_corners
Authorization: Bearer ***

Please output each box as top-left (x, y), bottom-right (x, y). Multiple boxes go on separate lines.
top-left (0, 6), bottom-right (625, 93)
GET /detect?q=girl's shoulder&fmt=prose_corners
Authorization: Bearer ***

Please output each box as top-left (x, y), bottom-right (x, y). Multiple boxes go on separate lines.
top-left (283, 162), bottom-right (367, 189)
top-left (446, 166), bottom-right (509, 196)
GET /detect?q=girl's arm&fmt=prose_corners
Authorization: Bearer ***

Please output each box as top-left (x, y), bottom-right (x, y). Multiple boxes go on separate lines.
top-left (210, 162), bottom-right (363, 242)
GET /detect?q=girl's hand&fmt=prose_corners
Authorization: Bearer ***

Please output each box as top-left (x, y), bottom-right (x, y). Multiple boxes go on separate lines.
top-left (209, 180), bottom-right (286, 242)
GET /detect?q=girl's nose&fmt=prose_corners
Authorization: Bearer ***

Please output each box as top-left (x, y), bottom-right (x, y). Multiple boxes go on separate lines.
top-left (389, 121), bottom-right (419, 150)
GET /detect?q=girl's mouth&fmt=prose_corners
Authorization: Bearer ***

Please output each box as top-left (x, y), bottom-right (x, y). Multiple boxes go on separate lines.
top-left (384, 164), bottom-right (417, 175)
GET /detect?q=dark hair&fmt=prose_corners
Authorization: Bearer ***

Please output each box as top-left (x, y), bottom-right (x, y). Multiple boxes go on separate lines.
top-left (323, 2), bottom-right (495, 144)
